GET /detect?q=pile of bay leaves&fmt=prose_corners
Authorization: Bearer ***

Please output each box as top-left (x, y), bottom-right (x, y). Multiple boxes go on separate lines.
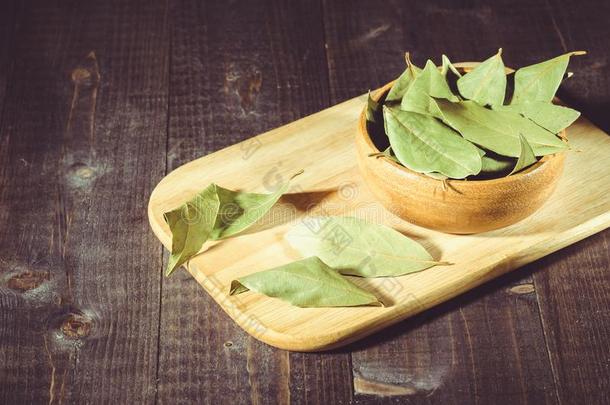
top-left (164, 172), bottom-right (449, 307)
top-left (367, 50), bottom-right (585, 179)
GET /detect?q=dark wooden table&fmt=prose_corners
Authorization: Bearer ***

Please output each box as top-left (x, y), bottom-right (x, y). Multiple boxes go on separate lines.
top-left (1, 1), bottom-right (609, 404)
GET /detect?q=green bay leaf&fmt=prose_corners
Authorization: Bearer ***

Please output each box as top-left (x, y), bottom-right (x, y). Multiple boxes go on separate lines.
top-left (383, 106), bottom-right (481, 178)
top-left (510, 134), bottom-right (537, 175)
top-left (229, 256), bottom-right (382, 307)
top-left (368, 146), bottom-right (400, 164)
top-left (495, 101), bottom-right (580, 134)
top-left (386, 53), bottom-right (421, 102)
top-left (164, 184), bottom-right (221, 276)
top-left (441, 54), bottom-right (462, 78)
top-left (476, 147), bottom-right (515, 176)
top-left (211, 170), bottom-right (302, 240)
top-left (365, 90), bottom-right (381, 124)
top-left (512, 51), bottom-right (586, 103)
top-left (401, 60), bottom-right (459, 110)
top-left (457, 48), bottom-right (506, 107)
top-left (436, 99), bottom-right (568, 157)
top-left (285, 217), bottom-right (449, 277)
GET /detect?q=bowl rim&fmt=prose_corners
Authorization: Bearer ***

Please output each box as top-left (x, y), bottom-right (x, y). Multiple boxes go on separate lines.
top-left (360, 62), bottom-right (567, 186)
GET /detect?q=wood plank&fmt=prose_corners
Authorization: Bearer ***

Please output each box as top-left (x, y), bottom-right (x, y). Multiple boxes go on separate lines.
top-left (148, 90), bottom-right (610, 350)
top-left (534, 233), bottom-right (610, 404)
top-left (527, 1), bottom-right (610, 403)
top-left (157, 1), bottom-right (353, 404)
top-left (319, 0), bottom-right (589, 402)
top-left (0, 1), bottom-right (168, 403)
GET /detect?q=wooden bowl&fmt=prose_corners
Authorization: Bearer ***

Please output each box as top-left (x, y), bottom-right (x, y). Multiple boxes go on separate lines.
top-left (356, 65), bottom-right (567, 234)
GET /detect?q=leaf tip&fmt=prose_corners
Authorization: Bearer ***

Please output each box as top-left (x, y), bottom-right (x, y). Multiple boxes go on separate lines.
top-left (290, 169), bottom-right (305, 180)
top-left (229, 280), bottom-right (248, 295)
top-left (372, 300), bottom-right (385, 308)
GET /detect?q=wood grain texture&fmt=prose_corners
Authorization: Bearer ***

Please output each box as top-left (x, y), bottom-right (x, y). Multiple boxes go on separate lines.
top-left (148, 92), bottom-right (610, 350)
top-left (157, 1), bottom-right (352, 404)
top-left (322, 1), bottom-right (608, 402)
top-left (525, 0), bottom-right (610, 403)
top-left (0, 0), bottom-right (168, 403)
top-left (2, 0), bottom-right (610, 403)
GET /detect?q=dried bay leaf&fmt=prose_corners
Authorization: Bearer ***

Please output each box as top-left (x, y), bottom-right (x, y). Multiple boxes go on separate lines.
top-left (285, 217), bottom-right (450, 277)
top-left (436, 99), bottom-right (568, 157)
top-left (511, 51), bottom-right (586, 104)
top-left (476, 147), bottom-right (516, 176)
top-left (164, 185), bottom-right (220, 276)
top-left (441, 54), bottom-right (462, 78)
top-left (457, 48), bottom-right (506, 107)
top-left (386, 53), bottom-right (421, 102)
top-left (401, 60), bottom-right (459, 113)
top-left (510, 134), bottom-right (537, 175)
top-left (383, 106), bottom-right (481, 178)
top-left (368, 146), bottom-right (400, 164)
top-left (164, 171), bottom-right (301, 276)
top-left (495, 101), bottom-right (580, 134)
top-left (210, 170), bottom-right (303, 240)
top-left (365, 90), bottom-right (381, 124)
top-left (229, 256), bottom-right (382, 307)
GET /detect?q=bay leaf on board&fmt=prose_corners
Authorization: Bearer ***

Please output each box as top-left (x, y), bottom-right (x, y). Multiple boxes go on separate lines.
top-left (436, 99), bottom-right (568, 157)
top-left (229, 256), bottom-right (382, 307)
top-left (210, 170), bottom-right (303, 240)
top-left (164, 184), bottom-right (220, 276)
top-left (511, 51), bottom-right (586, 104)
top-left (457, 48), bottom-right (506, 107)
top-left (285, 216), bottom-right (449, 277)
top-left (383, 106), bottom-right (481, 178)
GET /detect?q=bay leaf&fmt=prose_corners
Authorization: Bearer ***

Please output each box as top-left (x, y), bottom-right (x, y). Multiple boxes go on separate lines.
top-left (511, 51), bottom-right (586, 103)
top-left (211, 170), bottom-right (303, 240)
top-left (369, 148), bottom-right (449, 184)
top-left (229, 256), bottom-right (382, 307)
top-left (509, 134), bottom-right (537, 175)
top-left (425, 172), bottom-right (449, 180)
top-left (386, 52), bottom-right (421, 102)
top-left (368, 146), bottom-right (400, 164)
top-left (383, 106), bottom-right (482, 179)
top-left (402, 60), bottom-right (458, 104)
top-left (495, 101), bottom-right (580, 134)
top-left (400, 60), bottom-right (459, 118)
top-left (365, 90), bottom-right (380, 123)
top-left (164, 184), bottom-right (220, 276)
top-left (436, 99), bottom-right (568, 157)
top-left (285, 216), bottom-right (450, 277)
top-left (476, 147), bottom-right (515, 176)
top-left (457, 48), bottom-right (506, 107)
top-left (441, 54), bottom-right (462, 77)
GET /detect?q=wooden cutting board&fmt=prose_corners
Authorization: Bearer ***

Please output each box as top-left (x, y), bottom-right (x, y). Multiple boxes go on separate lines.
top-left (148, 93), bottom-right (610, 352)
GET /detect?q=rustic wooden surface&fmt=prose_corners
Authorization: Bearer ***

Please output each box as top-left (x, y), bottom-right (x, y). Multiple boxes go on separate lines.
top-left (0, 0), bottom-right (608, 404)
top-left (148, 83), bottom-right (610, 351)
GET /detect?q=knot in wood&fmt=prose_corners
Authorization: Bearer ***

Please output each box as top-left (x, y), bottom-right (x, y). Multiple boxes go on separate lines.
top-left (7, 270), bottom-right (50, 292)
top-left (60, 313), bottom-right (92, 339)
top-left (71, 68), bottom-right (92, 84)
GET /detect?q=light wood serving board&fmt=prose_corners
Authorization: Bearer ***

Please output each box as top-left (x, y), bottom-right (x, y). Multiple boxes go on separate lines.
top-left (148, 93), bottom-right (610, 352)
